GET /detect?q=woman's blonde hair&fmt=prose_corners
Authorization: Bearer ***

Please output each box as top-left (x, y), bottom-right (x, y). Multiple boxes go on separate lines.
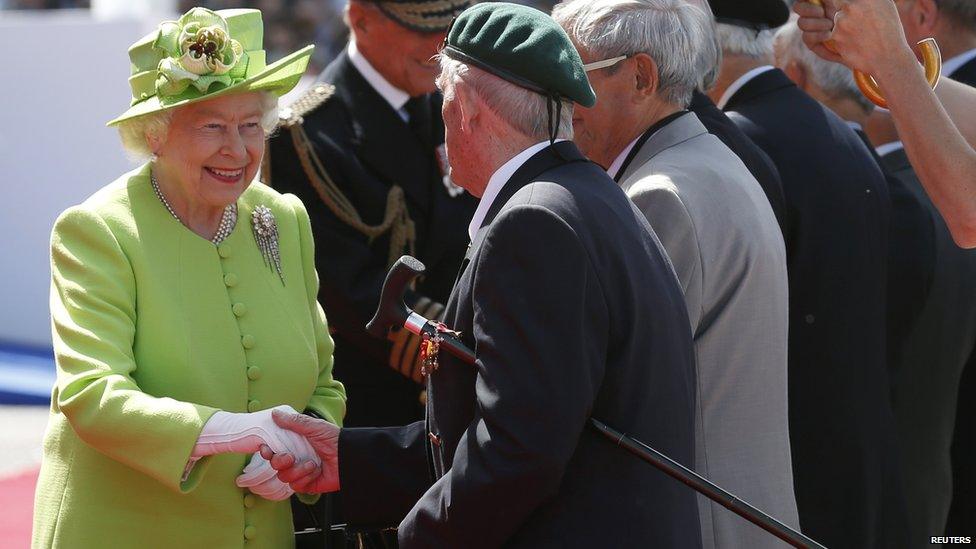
top-left (117, 91), bottom-right (279, 161)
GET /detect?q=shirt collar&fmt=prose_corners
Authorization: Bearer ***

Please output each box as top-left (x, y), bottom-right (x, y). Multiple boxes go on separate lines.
top-left (606, 110), bottom-right (689, 180)
top-left (348, 40), bottom-right (410, 115)
top-left (943, 47), bottom-right (976, 78)
top-left (607, 137), bottom-right (641, 180)
top-left (468, 140), bottom-right (561, 240)
top-left (875, 141), bottom-right (904, 158)
top-left (717, 65), bottom-right (776, 109)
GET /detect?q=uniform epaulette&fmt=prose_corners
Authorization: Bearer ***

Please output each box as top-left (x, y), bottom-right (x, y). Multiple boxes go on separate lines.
top-left (278, 83), bottom-right (336, 128)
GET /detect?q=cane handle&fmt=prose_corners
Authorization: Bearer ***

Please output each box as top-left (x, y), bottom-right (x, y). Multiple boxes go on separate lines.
top-left (806, 1), bottom-right (942, 108)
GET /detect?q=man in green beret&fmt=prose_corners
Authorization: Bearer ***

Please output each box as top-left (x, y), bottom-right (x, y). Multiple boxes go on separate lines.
top-left (262, 4), bottom-right (702, 546)
top-left (267, 0), bottom-right (477, 432)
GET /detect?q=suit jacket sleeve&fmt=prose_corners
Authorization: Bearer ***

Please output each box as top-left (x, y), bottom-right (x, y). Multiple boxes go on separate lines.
top-left (627, 179), bottom-right (703, 330)
top-left (399, 204), bottom-right (609, 547)
top-left (285, 193), bottom-right (348, 426)
top-left (337, 421), bottom-right (431, 527)
top-left (49, 207), bottom-right (219, 493)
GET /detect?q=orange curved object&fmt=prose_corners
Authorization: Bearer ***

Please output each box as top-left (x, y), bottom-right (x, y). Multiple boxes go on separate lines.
top-left (806, 0), bottom-right (942, 108)
top-left (853, 38), bottom-right (942, 108)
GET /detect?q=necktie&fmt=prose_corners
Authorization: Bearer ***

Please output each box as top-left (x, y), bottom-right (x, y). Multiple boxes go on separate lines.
top-left (404, 96), bottom-right (433, 147)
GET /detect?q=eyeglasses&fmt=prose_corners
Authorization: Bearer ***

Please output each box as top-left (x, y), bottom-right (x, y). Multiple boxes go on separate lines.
top-left (583, 54), bottom-right (631, 73)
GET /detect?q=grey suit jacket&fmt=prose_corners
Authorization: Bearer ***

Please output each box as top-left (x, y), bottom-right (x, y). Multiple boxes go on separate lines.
top-left (619, 112), bottom-right (800, 549)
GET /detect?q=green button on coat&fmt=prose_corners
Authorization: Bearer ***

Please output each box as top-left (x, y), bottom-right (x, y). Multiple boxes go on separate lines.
top-left (241, 334), bottom-right (255, 349)
top-left (243, 525), bottom-right (257, 540)
top-left (247, 366), bottom-right (262, 381)
top-left (233, 303), bottom-right (247, 317)
top-left (247, 400), bottom-right (261, 412)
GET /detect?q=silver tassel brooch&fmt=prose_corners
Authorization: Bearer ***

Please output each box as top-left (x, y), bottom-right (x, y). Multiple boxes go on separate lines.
top-left (251, 205), bottom-right (284, 285)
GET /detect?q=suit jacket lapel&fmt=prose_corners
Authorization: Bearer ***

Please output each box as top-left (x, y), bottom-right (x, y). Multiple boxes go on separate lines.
top-left (331, 53), bottom-right (434, 212)
top-left (881, 149), bottom-right (911, 175)
top-left (949, 56), bottom-right (976, 87)
top-left (619, 113), bottom-right (708, 184)
top-left (453, 141), bottom-right (587, 284)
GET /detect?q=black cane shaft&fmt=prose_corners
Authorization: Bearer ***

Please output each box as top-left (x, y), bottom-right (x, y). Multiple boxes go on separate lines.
top-left (590, 420), bottom-right (827, 549)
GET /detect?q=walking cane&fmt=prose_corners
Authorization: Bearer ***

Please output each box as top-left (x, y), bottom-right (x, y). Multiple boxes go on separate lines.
top-left (366, 256), bottom-right (828, 549)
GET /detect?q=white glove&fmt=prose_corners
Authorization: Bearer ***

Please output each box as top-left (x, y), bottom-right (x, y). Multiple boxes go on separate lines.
top-left (236, 452), bottom-right (294, 501)
top-left (191, 405), bottom-right (319, 461)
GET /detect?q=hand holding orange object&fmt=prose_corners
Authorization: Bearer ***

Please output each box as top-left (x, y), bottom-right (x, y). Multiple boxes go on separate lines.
top-left (796, 0), bottom-right (941, 108)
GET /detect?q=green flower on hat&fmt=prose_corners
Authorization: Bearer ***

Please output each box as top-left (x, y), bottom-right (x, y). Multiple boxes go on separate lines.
top-left (153, 8), bottom-right (246, 97)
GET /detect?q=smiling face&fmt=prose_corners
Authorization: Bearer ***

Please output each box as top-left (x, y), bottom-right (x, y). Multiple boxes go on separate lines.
top-left (349, 2), bottom-right (448, 97)
top-left (151, 92), bottom-right (266, 210)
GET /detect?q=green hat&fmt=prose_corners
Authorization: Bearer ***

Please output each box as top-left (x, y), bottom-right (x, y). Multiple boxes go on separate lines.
top-left (107, 7), bottom-right (313, 126)
top-left (371, 0), bottom-right (475, 33)
top-left (441, 2), bottom-right (595, 107)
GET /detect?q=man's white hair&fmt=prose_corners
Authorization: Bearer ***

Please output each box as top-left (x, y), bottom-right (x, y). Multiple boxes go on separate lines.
top-left (552, 0), bottom-right (712, 107)
top-left (776, 17), bottom-right (875, 114)
top-left (716, 22), bottom-right (776, 59)
top-left (436, 55), bottom-right (574, 141)
top-left (684, 0), bottom-right (722, 91)
top-left (117, 91), bottom-right (279, 161)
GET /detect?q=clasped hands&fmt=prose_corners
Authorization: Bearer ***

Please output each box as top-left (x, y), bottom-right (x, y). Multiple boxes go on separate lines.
top-left (191, 405), bottom-right (335, 500)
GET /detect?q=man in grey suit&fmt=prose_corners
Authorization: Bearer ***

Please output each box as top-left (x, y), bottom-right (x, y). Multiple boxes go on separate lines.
top-left (553, 1), bottom-right (798, 548)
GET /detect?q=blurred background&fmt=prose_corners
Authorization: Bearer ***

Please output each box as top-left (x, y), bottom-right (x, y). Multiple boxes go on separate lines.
top-left (0, 0), bottom-right (555, 547)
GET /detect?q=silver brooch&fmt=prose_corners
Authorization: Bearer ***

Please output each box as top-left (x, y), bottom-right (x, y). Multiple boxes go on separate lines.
top-left (251, 205), bottom-right (284, 284)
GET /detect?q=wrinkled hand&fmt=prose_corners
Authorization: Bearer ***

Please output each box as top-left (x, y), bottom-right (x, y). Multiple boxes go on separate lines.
top-left (235, 452), bottom-right (294, 501)
top-left (192, 405), bottom-right (320, 462)
top-left (793, 0), bottom-right (915, 77)
top-left (259, 408), bottom-right (340, 494)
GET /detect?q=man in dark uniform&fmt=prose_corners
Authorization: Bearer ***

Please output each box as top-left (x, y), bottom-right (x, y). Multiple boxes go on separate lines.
top-left (261, 4), bottom-right (702, 547)
top-left (267, 0), bottom-right (477, 428)
top-left (708, 1), bottom-right (910, 547)
top-left (686, 0), bottom-right (788, 235)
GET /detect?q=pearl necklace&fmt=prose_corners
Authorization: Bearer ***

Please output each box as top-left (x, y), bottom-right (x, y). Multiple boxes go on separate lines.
top-left (151, 171), bottom-right (238, 245)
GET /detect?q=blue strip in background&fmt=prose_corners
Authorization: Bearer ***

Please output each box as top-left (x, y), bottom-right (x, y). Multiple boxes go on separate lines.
top-left (0, 343), bottom-right (55, 405)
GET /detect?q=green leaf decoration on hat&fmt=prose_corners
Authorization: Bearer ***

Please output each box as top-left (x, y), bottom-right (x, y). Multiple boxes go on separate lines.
top-left (153, 8), bottom-right (246, 97)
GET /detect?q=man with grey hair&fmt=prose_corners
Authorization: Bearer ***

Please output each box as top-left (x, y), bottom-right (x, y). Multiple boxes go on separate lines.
top-left (685, 0), bottom-right (789, 235)
top-left (708, 1), bottom-right (909, 547)
top-left (777, 16), bottom-right (976, 546)
top-left (260, 3), bottom-right (702, 546)
top-left (553, 1), bottom-right (797, 547)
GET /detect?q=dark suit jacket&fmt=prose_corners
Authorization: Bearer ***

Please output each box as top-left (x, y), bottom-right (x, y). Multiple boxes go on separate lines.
top-left (268, 52), bottom-right (477, 427)
top-left (338, 142), bottom-right (702, 548)
top-left (880, 148), bottom-right (976, 542)
top-left (723, 68), bottom-right (908, 549)
top-left (946, 55), bottom-right (976, 535)
top-left (853, 129), bottom-right (935, 365)
top-left (690, 90), bottom-right (787, 235)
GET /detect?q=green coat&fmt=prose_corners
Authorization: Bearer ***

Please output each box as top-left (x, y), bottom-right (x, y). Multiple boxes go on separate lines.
top-left (32, 164), bottom-right (347, 549)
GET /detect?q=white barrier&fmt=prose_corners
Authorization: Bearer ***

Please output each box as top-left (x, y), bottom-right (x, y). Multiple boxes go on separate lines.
top-left (0, 10), bottom-right (165, 347)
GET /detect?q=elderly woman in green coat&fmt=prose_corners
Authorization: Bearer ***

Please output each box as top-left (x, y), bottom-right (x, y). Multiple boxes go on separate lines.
top-left (31, 7), bottom-right (346, 548)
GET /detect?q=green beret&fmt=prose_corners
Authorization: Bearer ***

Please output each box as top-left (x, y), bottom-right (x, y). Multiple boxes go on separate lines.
top-left (442, 2), bottom-right (595, 107)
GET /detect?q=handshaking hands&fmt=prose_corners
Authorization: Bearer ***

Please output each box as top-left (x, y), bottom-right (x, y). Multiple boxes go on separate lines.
top-left (190, 405), bottom-right (327, 500)
top-left (257, 408), bottom-right (341, 495)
